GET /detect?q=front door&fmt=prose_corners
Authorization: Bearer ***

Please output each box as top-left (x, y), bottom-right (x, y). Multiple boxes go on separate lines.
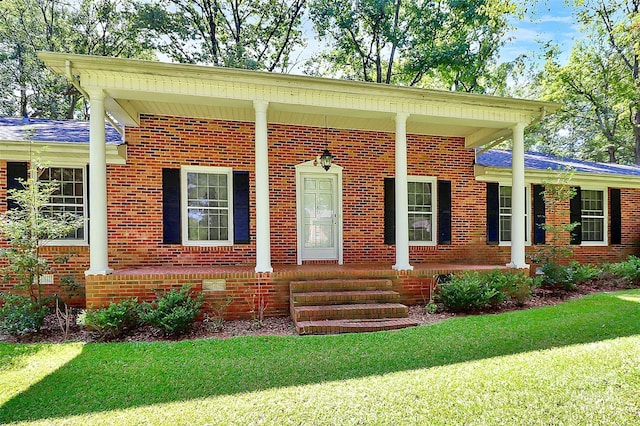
top-left (300, 174), bottom-right (339, 261)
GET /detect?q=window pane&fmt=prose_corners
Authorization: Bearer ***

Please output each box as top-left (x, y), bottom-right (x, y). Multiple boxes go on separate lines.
top-left (408, 181), bottom-right (433, 242)
top-left (186, 170), bottom-right (230, 242)
top-left (39, 167), bottom-right (85, 240)
top-left (581, 190), bottom-right (604, 242)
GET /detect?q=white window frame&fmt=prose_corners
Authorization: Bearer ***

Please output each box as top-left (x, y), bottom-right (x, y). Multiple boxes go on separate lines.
top-left (407, 176), bottom-right (437, 247)
top-left (498, 184), bottom-right (530, 246)
top-left (580, 187), bottom-right (608, 246)
top-left (38, 165), bottom-right (88, 246)
top-left (181, 166), bottom-right (234, 247)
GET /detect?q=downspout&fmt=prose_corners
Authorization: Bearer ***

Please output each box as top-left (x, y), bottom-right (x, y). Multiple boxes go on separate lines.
top-left (65, 60), bottom-right (123, 137)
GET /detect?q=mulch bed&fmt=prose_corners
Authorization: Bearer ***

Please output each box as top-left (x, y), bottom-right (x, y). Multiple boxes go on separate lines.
top-left (1, 274), bottom-right (635, 344)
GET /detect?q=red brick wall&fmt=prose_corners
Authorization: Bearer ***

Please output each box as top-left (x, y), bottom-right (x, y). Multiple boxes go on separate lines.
top-left (2, 115), bottom-right (640, 312)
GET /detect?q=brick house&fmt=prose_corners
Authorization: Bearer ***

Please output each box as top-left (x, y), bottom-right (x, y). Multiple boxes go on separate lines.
top-left (2, 52), bottom-right (639, 324)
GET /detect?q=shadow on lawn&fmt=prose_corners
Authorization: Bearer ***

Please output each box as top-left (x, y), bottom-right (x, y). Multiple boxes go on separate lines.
top-left (2, 290), bottom-right (640, 423)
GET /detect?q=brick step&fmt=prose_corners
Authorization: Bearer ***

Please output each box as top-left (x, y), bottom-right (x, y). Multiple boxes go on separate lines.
top-left (296, 318), bottom-right (420, 335)
top-left (290, 279), bottom-right (393, 293)
top-left (291, 290), bottom-right (400, 307)
top-left (293, 303), bottom-right (408, 322)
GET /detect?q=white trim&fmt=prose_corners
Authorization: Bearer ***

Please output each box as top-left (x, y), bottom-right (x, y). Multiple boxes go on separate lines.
top-left (579, 186), bottom-right (608, 246)
top-left (0, 141), bottom-right (126, 165)
top-left (497, 185), bottom-right (531, 247)
top-left (180, 165), bottom-right (234, 247)
top-left (475, 166), bottom-right (640, 189)
top-left (38, 164), bottom-right (89, 247)
top-left (407, 175), bottom-right (437, 247)
top-left (295, 160), bottom-right (343, 265)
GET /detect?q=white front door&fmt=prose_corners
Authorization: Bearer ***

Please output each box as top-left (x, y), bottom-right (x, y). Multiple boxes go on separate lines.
top-left (300, 174), bottom-right (339, 261)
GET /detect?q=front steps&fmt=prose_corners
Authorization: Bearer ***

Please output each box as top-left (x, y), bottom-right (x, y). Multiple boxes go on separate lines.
top-left (290, 279), bottom-right (419, 335)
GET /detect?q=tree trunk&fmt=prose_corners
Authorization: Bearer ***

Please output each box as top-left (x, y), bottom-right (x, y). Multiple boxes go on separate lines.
top-left (634, 109), bottom-right (640, 165)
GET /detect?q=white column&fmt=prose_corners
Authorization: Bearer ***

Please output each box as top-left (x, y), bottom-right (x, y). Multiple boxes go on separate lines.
top-left (85, 89), bottom-right (113, 275)
top-left (254, 100), bottom-right (273, 273)
top-left (509, 122), bottom-right (528, 269)
top-left (393, 113), bottom-right (413, 271)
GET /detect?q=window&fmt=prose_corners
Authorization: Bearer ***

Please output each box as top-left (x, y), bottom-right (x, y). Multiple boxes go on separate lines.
top-left (581, 189), bottom-right (605, 243)
top-left (408, 177), bottom-right (436, 245)
top-left (181, 166), bottom-right (233, 246)
top-left (498, 185), bottom-right (529, 244)
top-left (39, 166), bottom-right (87, 244)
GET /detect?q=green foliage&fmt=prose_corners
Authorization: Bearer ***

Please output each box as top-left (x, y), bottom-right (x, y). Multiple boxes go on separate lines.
top-left (606, 255), bottom-right (640, 282)
top-left (307, 0), bottom-right (514, 90)
top-left (0, 293), bottom-right (48, 336)
top-left (138, 286), bottom-right (204, 336)
top-left (0, 0), bottom-right (155, 118)
top-left (484, 270), bottom-right (537, 307)
top-left (437, 270), bottom-right (537, 312)
top-left (82, 299), bottom-right (140, 340)
top-left (539, 261), bottom-right (601, 291)
top-left (136, 0), bottom-right (305, 72)
top-left (532, 0), bottom-right (640, 165)
top-left (436, 271), bottom-right (502, 312)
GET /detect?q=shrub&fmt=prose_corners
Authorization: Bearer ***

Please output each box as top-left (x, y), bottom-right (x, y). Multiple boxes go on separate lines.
top-left (138, 286), bottom-right (204, 336)
top-left (540, 261), bottom-right (601, 290)
top-left (436, 271), bottom-right (502, 312)
top-left (607, 256), bottom-right (640, 282)
top-left (485, 270), bottom-right (536, 307)
top-left (569, 261), bottom-right (600, 284)
top-left (0, 293), bottom-right (48, 336)
top-left (83, 298), bottom-right (140, 339)
top-left (540, 262), bottom-right (576, 290)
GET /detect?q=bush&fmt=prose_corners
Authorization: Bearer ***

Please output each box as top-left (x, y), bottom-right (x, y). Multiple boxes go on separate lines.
top-left (436, 271), bottom-right (502, 313)
top-left (569, 261), bottom-right (600, 284)
top-left (540, 261), bottom-right (601, 290)
top-left (484, 270), bottom-right (536, 307)
top-left (138, 286), bottom-right (204, 336)
top-left (606, 256), bottom-right (640, 282)
top-left (83, 298), bottom-right (140, 339)
top-left (0, 293), bottom-right (48, 336)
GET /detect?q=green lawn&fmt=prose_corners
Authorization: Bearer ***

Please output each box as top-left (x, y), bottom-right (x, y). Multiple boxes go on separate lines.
top-left (1, 290), bottom-right (640, 425)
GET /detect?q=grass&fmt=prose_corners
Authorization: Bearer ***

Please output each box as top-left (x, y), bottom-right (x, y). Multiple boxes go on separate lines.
top-left (1, 289), bottom-right (639, 425)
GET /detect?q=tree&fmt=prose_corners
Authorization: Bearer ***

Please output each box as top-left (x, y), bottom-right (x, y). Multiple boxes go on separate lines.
top-left (306, 0), bottom-right (513, 90)
top-left (534, 0), bottom-right (639, 164)
top-left (0, 156), bottom-right (83, 336)
top-left (136, 0), bottom-right (307, 71)
top-left (0, 0), bottom-right (155, 119)
top-left (0, 159), bottom-right (84, 304)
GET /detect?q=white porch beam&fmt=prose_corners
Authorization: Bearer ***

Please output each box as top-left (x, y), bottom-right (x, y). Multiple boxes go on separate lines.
top-left (85, 89), bottom-right (113, 276)
top-left (254, 100), bottom-right (273, 273)
top-left (393, 112), bottom-right (413, 271)
top-left (508, 123), bottom-right (528, 269)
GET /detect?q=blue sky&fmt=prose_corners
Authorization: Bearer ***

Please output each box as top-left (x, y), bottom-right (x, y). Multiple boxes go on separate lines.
top-left (500, 0), bottom-right (580, 64)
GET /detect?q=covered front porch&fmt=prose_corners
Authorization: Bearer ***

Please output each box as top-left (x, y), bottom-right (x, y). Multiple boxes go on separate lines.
top-left (85, 262), bottom-right (508, 320)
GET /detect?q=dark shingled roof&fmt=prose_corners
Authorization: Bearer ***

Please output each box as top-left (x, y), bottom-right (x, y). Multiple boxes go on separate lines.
top-left (476, 149), bottom-right (640, 177)
top-left (0, 117), bottom-right (122, 144)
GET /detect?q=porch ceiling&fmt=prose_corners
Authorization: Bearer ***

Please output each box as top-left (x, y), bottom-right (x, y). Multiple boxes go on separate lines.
top-left (39, 52), bottom-right (559, 148)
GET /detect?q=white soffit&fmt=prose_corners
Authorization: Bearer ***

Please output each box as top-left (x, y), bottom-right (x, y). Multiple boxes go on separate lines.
top-left (38, 53), bottom-right (559, 146)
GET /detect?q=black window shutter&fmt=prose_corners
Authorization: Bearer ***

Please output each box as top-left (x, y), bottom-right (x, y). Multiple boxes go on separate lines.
top-left (384, 178), bottom-right (395, 245)
top-left (162, 168), bottom-right (181, 244)
top-left (486, 182), bottom-right (499, 245)
top-left (437, 180), bottom-right (452, 245)
top-left (233, 171), bottom-right (250, 244)
top-left (533, 184), bottom-right (546, 244)
top-left (610, 188), bottom-right (621, 245)
top-left (570, 186), bottom-right (582, 245)
top-left (6, 162), bottom-right (28, 210)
